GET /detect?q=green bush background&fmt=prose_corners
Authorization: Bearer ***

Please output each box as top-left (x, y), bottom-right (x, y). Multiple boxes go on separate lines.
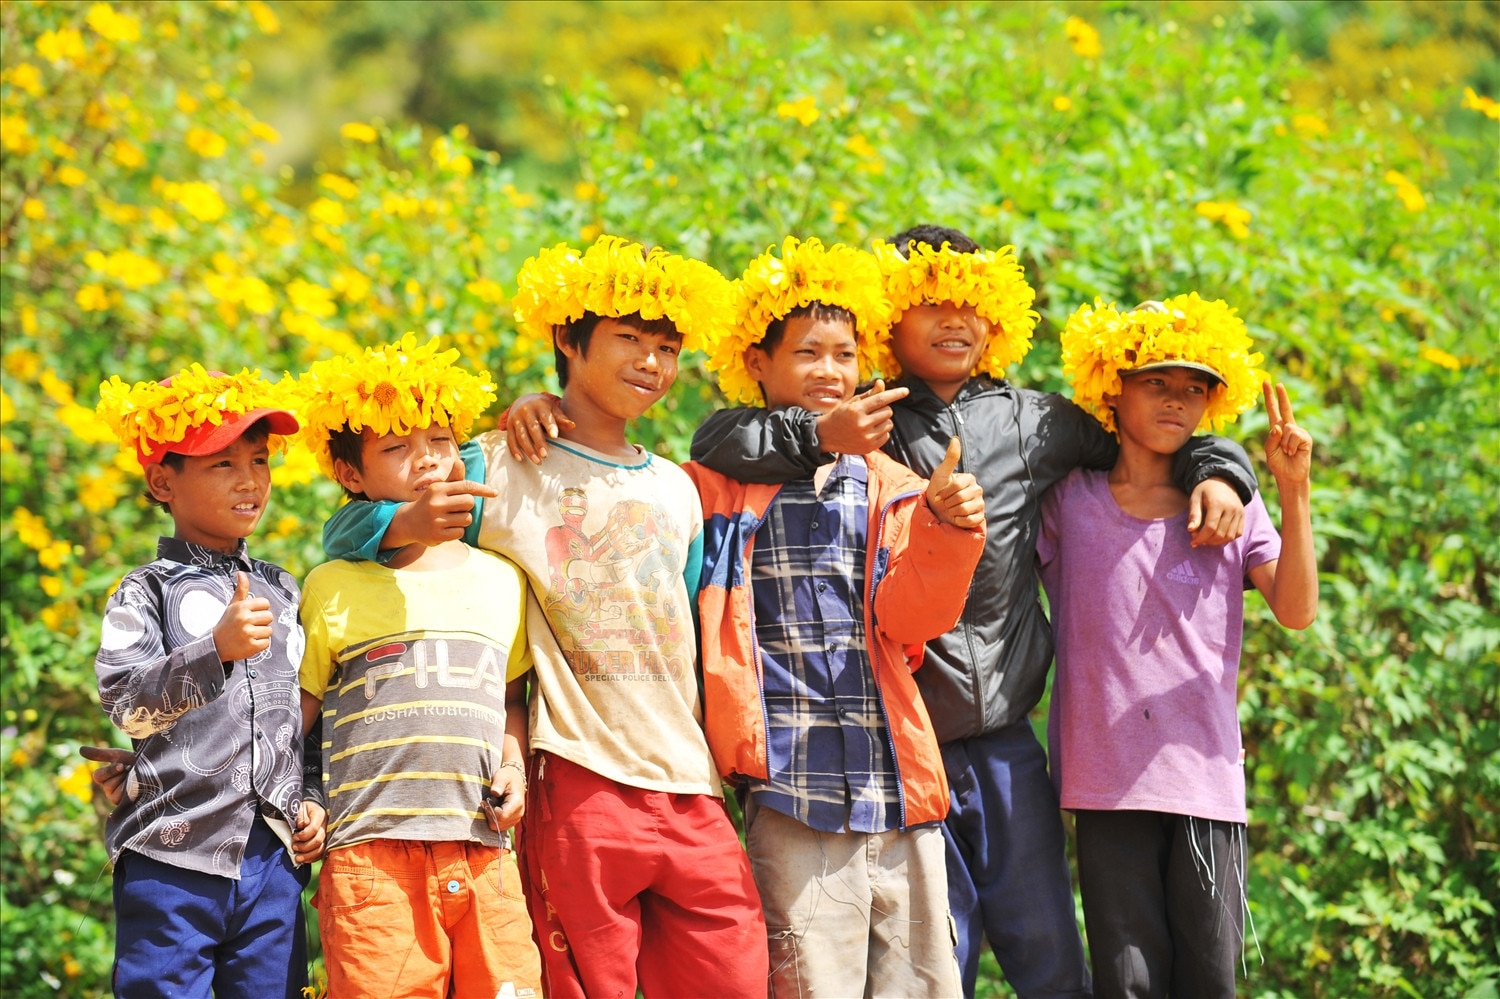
top-left (2, 2), bottom-right (1496, 996)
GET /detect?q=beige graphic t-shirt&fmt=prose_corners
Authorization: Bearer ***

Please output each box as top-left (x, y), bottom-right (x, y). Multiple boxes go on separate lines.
top-left (472, 430), bottom-right (718, 796)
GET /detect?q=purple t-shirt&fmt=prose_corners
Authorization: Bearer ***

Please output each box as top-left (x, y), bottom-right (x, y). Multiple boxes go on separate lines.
top-left (1038, 468), bottom-right (1281, 823)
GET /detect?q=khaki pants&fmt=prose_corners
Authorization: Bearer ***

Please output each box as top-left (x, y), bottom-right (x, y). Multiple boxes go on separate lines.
top-left (745, 795), bottom-right (962, 999)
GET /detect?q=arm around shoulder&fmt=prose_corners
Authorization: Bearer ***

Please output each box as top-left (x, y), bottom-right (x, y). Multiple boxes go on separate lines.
top-left (689, 407), bottom-right (826, 484)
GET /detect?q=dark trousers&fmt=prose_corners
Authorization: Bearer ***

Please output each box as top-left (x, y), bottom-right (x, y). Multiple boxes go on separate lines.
top-left (941, 721), bottom-right (1092, 998)
top-left (112, 816), bottom-right (310, 999)
top-left (1075, 810), bottom-right (1247, 999)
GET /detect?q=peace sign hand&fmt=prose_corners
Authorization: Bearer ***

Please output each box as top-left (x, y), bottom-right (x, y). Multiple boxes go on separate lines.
top-left (1263, 380), bottom-right (1312, 486)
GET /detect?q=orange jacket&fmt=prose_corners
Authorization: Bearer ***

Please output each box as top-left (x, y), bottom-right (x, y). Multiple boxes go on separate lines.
top-left (685, 451), bottom-right (985, 829)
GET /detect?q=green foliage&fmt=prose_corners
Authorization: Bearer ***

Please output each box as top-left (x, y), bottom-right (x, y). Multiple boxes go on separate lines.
top-left (2, 2), bottom-right (1497, 997)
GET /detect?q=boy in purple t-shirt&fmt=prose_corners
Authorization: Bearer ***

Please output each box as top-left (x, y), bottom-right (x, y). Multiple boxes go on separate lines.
top-left (1038, 296), bottom-right (1317, 999)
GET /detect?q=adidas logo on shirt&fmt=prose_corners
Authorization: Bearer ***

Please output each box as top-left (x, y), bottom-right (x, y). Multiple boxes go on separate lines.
top-left (1166, 560), bottom-right (1201, 585)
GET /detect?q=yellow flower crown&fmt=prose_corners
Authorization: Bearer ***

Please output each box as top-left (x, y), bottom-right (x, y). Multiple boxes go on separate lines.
top-left (706, 236), bottom-right (892, 405)
top-left (510, 235), bottom-right (734, 359)
top-left (870, 239), bottom-right (1040, 379)
top-left (291, 333), bottom-right (497, 477)
top-left (1061, 293), bottom-right (1265, 435)
top-left (96, 365), bottom-right (295, 465)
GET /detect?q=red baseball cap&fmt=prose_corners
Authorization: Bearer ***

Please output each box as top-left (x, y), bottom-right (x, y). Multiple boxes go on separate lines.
top-left (135, 371), bottom-right (300, 466)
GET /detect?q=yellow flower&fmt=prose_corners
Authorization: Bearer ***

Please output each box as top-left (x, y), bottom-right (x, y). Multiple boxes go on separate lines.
top-left (7, 63), bottom-right (43, 97)
top-left (340, 121), bottom-right (378, 143)
top-left (330, 267), bottom-right (371, 304)
top-left (0, 390), bottom-right (12, 424)
top-left (1060, 294), bottom-right (1265, 434)
top-left (96, 366), bottom-right (296, 463)
top-left (76, 284), bottom-right (110, 311)
top-left (36, 28), bottom-right (87, 64)
top-left (0, 114), bottom-right (35, 155)
top-left (22, 198), bottom-right (46, 220)
top-left (1065, 16), bottom-right (1103, 59)
top-left (248, 0), bottom-right (280, 33)
top-left (270, 446), bottom-right (319, 487)
top-left (86, 249), bottom-right (164, 288)
top-left (873, 239), bottom-right (1040, 381)
top-left (58, 762), bottom-right (96, 804)
top-left (1383, 170), bottom-right (1427, 212)
top-left (40, 369), bottom-right (75, 406)
top-left (465, 277), bottom-right (505, 304)
top-left (502, 184), bottom-right (536, 209)
top-left (1419, 346), bottom-right (1461, 370)
top-left (309, 197), bottom-right (347, 226)
top-left (289, 333), bottom-right (497, 478)
top-left (777, 96), bottom-right (820, 127)
top-left (1195, 200), bottom-right (1252, 239)
top-left (59, 402), bottom-right (117, 444)
top-left (250, 120), bottom-right (281, 143)
top-left (12, 508), bottom-right (53, 550)
top-left (57, 165), bottom-right (87, 187)
top-left (1292, 114), bottom-right (1328, 137)
top-left (1053, 95), bottom-right (1073, 111)
top-left (40, 576), bottom-right (63, 598)
top-left (185, 127), bottom-right (227, 158)
top-left (707, 238), bottom-right (891, 405)
top-left (87, 3), bottom-right (141, 43)
top-left (165, 180), bottom-right (226, 222)
top-left (38, 540), bottom-right (72, 571)
top-left (175, 91), bottom-right (198, 113)
top-left (512, 235), bottom-right (735, 359)
top-left (1462, 87), bottom-right (1500, 121)
top-left (318, 173), bottom-right (360, 200)
top-left (5, 346), bottom-right (41, 378)
top-left (110, 139), bottom-right (145, 167)
top-left (286, 279), bottom-right (338, 318)
top-left (446, 153), bottom-right (473, 176)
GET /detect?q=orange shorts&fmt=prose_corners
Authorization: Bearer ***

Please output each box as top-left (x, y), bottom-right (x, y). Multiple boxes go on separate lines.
top-left (314, 838), bottom-right (541, 999)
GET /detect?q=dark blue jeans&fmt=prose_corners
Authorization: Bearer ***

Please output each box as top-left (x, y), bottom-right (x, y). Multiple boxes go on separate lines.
top-left (112, 816), bottom-right (310, 999)
top-left (942, 720), bottom-right (1092, 998)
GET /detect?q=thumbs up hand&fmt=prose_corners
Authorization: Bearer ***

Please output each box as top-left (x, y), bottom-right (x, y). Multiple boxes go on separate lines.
top-left (925, 437), bottom-right (985, 529)
top-left (213, 571), bottom-right (274, 663)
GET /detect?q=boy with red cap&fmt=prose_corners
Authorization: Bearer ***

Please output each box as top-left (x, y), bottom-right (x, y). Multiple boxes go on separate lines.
top-left (92, 365), bottom-right (324, 999)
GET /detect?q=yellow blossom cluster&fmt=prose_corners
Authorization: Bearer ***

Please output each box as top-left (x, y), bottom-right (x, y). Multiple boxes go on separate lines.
top-left (95, 365), bottom-right (295, 463)
top-left (870, 239), bottom-right (1039, 380)
top-left (291, 333), bottom-right (498, 478)
top-left (707, 237), bottom-right (891, 405)
top-left (511, 235), bottom-right (735, 358)
top-left (777, 96), bottom-right (820, 126)
top-left (1061, 294), bottom-right (1265, 435)
top-left (1462, 87), bottom-right (1499, 120)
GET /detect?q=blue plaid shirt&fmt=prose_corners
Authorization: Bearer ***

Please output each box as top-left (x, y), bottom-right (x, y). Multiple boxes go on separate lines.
top-left (748, 455), bottom-right (902, 833)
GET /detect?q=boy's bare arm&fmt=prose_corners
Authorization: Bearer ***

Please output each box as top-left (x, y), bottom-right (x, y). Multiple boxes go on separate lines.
top-left (1248, 381), bottom-right (1318, 629)
top-left (483, 675), bottom-right (530, 833)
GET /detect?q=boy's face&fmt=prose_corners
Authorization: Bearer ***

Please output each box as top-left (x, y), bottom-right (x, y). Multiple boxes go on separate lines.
top-left (144, 435), bottom-right (271, 554)
top-left (560, 317), bottom-right (680, 422)
top-left (1110, 366), bottom-right (1216, 454)
top-left (336, 425), bottom-right (459, 502)
top-left (744, 314), bottom-right (859, 414)
top-left (889, 300), bottom-right (990, 401)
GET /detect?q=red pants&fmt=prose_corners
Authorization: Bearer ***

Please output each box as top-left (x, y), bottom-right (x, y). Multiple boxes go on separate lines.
top-left (522, 752), bottom-right (767, 999)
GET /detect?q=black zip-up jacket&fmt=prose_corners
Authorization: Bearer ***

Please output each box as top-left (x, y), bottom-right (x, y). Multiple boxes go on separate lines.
top-left (689, 374), bottom-right (1259, 744)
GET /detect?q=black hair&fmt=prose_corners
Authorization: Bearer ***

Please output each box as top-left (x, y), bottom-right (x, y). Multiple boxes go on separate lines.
top-left (887, 224), bottom-right (981, 257)
top-left (758, 301), bottom-right (858, 355)
top-left (145, 420), bottom-right (273, 513)
top-left (328, 426), bottom-right (368, 501)
top-left (553, 311), bottom-right (679, 388)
